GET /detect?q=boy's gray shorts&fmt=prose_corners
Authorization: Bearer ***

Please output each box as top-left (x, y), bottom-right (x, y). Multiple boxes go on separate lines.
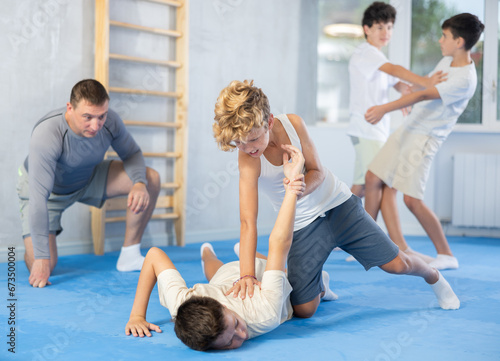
top-left (287, 195), bottom-right (399, 306)
top-left (17, 160), bottom-right (112, 238)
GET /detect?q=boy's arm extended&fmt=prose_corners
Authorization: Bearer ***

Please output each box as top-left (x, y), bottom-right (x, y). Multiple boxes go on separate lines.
top-left (265, 145), bottom-right (304, 272)
top-left (379, 62), bottom-right (447, 89)
top-left (365, 87), bottom-right (441, 124)
top-left (125, 247), bottom-right (176, 337)
top-left (227, 151), bottom-right (261, 300)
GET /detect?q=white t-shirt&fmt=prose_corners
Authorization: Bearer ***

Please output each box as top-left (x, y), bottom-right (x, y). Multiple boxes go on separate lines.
top-left (259, 114), bottom-right (352, 231)
top-left (404, 57), bottom-right (477, 140)
top-left (157, 258), bottom-right (293, 339)
top-left (347, 42), bottom-right (399, 141)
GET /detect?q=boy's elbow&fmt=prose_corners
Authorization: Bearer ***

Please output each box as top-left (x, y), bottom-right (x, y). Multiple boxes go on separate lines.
top-left (411, 93), bottom-right (428, 104)
top-left (321, 167), bottom-right (326, 180)
top-left (240, 218), bottom-right (257, 231)
top-left (419, 88), bottom-right (440, 102)
top-left (416, 94), bottom-right (427, 103)
top-left (268, 234), bottom-right (291, 250)
top-left (316, 166), bottom-right (326, 183)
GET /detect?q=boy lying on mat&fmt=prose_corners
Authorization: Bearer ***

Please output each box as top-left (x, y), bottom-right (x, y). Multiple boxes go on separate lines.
top-left (125, 145), bottom-right (305, 350)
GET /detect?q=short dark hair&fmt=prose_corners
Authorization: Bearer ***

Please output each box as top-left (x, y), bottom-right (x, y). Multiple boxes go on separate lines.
top-left (442, 13), bottom-right (485, 51)
top-left (69, 79), bottom-right (109, 108)
top-left (362, 1), bottom-right (396, 28)
top-left (174, 296), bottom-right (226, 351)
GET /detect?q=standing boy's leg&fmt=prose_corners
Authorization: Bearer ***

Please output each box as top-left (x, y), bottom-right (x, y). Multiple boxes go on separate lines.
top-left (379, 186), bottom-right (408, 250)
top-left (351, 137), bottom-right (384, 199)
top-left (369, 179), bottom-right (435, 263)
top-left (364, 170), bottom-right (384, 220)
top-left (403, 195), bottom-right (458, 269)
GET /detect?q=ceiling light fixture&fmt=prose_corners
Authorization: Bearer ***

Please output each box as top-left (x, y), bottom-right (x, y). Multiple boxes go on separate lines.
top-left (323, 23), bottom-right (364, 38)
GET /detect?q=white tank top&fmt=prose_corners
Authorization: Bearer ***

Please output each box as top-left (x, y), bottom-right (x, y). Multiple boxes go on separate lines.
top-left (259, 114), bottom-right (352, 231)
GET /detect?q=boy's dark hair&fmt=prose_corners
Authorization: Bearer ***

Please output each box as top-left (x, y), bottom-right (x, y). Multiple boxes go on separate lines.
top-left (174, 296), bottom-right (226, 351)
top-left (70, 79), bottom-right (110, 108)
top-left (442, 13), bottom-right (485, 51)
top-left (362, 1), bottom-right (396, 29)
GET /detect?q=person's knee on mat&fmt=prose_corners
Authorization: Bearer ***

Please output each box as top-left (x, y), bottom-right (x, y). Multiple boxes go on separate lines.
top-left (292, 297), bottom-right (320, 318)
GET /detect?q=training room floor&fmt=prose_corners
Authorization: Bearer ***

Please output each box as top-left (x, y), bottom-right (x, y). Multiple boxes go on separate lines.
top-left (1, 235), bottom-right (499, 361)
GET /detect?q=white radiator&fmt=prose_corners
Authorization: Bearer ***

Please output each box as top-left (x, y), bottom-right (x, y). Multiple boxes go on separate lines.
top-left (452, 153), bottom-right (500, 228)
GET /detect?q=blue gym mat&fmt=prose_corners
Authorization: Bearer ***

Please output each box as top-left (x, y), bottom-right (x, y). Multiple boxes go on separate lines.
top-left (1, 236), bottom-right (499, 361)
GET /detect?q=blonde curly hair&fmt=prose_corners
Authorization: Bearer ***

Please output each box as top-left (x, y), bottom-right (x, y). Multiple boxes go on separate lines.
top-left (213, 80), bottom-right (270, 151)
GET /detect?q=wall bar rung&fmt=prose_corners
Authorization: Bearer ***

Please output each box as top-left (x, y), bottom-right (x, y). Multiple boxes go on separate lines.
top-left (144, 0), bottom-right (182, 7)
top-left (110, 20), bottom-right (181, 38)
top-left (104, 195), bottom-right (173, 211)
top-left (143, 152), bottom-right (181, 158)
top-left (106, 151), bottom-right (181, 158)
top-left (109, 86), bottom-right (179, 98)
top-left (110, 53), bottom-right (181, 68)
top-left (151, 213), bottom-right (179, 220)
top-left (105, 212), bottom-right (179, 223)
top-left (123, 120), bottom-right (182, 128)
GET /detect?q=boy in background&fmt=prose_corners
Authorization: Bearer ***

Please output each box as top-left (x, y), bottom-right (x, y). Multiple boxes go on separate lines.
top-left (347, 1), bottom-right (445, 199)
top-left (364, 13), bottom-right (485, 270)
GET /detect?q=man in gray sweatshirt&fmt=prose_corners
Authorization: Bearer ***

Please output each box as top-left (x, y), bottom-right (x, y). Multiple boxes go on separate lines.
top-left (17, 79), bottom-right (160, 288)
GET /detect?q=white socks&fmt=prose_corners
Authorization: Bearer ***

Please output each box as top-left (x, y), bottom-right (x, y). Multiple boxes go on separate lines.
top-left (321, 271), bottom-right (339, 301)
top-left (404, 247), bottom-right (435, 264)
top-left (430, 271), bottom-right (460, 310)
top-left (201, 242), bottom-right (216, 279)
top-left (345, 255), bottom-right (356, 262)
top-left (234, 242), bottom-right (240, 258)
top-left (429, 254), bottom-right (459, 270)
top-left (116, 244), bottom-right (145, 272)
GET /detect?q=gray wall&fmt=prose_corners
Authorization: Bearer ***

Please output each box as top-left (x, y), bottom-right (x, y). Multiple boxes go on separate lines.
top-left (1, 1), bottom-right (95, 254)
top-left (0, 0), bottom-right (319, 256)
top-left (186, 0), bottom-right (318, 242)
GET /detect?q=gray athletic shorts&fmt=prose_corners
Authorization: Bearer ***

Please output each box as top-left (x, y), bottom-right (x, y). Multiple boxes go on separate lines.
top-left (287, 195), bottom-right (400, 306)
top-left (17, 160), bottom-right (112, 238)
